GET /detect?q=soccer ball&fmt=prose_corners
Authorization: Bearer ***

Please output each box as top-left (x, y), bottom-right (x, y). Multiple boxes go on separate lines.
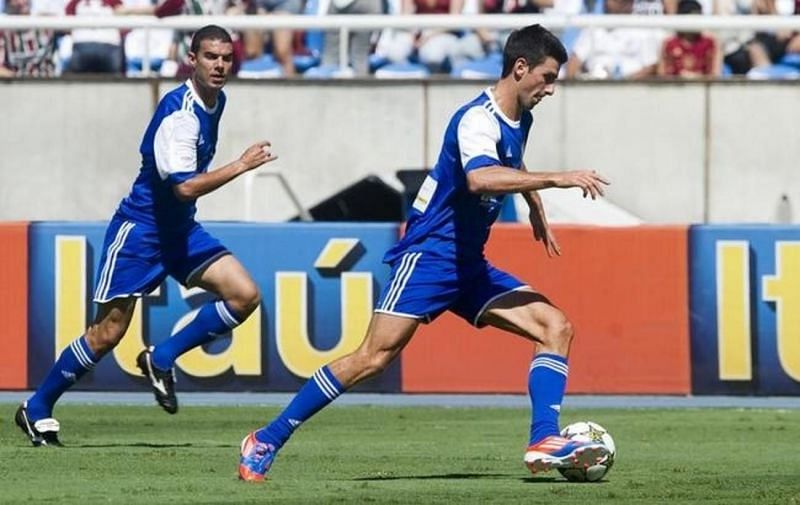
top-left (557, 421), bottom-right (616, 482)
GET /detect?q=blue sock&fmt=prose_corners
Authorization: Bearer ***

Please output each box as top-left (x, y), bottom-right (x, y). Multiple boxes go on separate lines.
top-left (255, 366), bottom-right (345, 449)
top-left (151, 300), bottom-right (242, 371)
top-left (27, 336), bottom-right (97, 421)
top-left (528, 353), bottom-right (568, 444)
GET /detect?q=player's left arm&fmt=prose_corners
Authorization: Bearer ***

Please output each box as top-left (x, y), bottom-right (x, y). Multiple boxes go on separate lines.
top-left (172, 142), bottom-right (277, 202)
top-left (521, 163), bottom-right (561, 257)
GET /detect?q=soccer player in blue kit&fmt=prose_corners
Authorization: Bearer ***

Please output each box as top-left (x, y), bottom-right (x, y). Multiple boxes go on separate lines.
top-left (238, 24), bottom-right (611, 482)
top-left (15, 25), bottom-right (277, 446)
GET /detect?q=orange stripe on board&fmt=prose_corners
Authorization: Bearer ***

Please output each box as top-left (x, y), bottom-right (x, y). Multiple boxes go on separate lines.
top-left (0, 222), bottom-right (29, 389)
top-left (401, 225), bottom-right (690, 395)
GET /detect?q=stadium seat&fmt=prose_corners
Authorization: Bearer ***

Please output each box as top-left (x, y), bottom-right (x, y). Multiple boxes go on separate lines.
top-left (450, 53), bottom-right (502, 79)
top-left (303, 64), bottom-right (356, 78)
top-left (747, 64), bottom-right (800, 80)
top-left (293, 0), bottom-right (323, 73)
top-left (779, 53), bottom-right (800, 70)
top-left (238, 54), bottom-right (283, 78)
top-left (374, 62), bottom-right (431, 79)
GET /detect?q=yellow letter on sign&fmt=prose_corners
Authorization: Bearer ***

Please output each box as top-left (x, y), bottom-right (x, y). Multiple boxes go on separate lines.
top-left (762, 242), bottom-right (800, 382)
top-left (275, 271), bottom-right (372, 378)
top-left (716, 241), bottom-right (752, 380)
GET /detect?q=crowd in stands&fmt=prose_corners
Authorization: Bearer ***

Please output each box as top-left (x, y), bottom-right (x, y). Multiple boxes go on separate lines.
top-left (1, 0), bottom-right (800, 78)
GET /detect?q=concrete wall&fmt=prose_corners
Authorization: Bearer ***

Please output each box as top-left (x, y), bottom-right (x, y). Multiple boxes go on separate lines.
top-left (1, 79), bottom-right (798, 224)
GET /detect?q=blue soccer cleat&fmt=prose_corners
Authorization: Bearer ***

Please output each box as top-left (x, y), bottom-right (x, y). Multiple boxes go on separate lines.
top-left (524, 435), bottom-right (608, 475)
top-left (238, 432), bottom-right (278, 482)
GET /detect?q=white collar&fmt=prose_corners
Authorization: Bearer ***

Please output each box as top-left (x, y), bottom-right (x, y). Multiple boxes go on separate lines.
top-left (485, 86), bottom-right (520, 128)
top-left (186, 78), bottom-right (219, 114)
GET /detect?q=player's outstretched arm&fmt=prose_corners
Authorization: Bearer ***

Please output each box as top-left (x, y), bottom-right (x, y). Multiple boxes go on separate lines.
top-left (524, 186), bottom-right (562, 258)
top-left (173, 141), bottom-right (277, 202)
top-left (466, 166), bottom-right (609, 199)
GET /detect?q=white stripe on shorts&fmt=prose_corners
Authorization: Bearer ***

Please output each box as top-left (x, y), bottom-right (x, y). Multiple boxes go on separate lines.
top-left (94, 221), bottom-right (135, 301)
top-left (381, 252), bottom-right (421, 312)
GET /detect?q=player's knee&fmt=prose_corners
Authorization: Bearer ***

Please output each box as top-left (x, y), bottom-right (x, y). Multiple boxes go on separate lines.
top-left (227, 284), bottom-right (261, 318)
top-left (546, 316), bottom-right (574, 347)
top-left (355, 349), bottom-right (391, 378)
top-left (87, 320), bottom-right (128, 354)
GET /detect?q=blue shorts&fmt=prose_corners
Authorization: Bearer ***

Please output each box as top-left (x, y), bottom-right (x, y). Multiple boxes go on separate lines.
top-left (375, 252), bottom-right (529, 327)
top-left (92, 216), bottom-right (229, 303)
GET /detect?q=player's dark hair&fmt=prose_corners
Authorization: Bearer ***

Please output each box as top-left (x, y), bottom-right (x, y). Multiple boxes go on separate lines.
top-left (501, 24), bottom-right (567, 77)
top-left (190, 25), bottom-right (233, 54)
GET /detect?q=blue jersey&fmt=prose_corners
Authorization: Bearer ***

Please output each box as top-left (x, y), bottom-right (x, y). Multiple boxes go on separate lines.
top-left (385, 88), bottom-right (533, 264)
top-left (116, 79), bottom-right (226, 230)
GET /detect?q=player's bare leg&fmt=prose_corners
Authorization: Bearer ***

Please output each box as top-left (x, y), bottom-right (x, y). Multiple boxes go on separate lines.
top-left (140, 254), bottom-right (261, 414)
top-left (239, 313), bottom-right (419, 481)
top-left (17, 298), bottom-right (137, 446)
top-left (480, 290), bottom-right (608, 475)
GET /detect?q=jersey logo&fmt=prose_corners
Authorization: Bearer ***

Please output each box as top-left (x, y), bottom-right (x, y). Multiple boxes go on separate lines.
top-left (198, 135), bottom-right (206, 146)
top-left (413, 175), bottom-right (438, 214)
top-left (505, 146), bottom-right (513, 158)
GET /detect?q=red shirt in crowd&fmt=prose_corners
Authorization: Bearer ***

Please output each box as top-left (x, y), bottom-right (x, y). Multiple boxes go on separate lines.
top-left (661, 34), bottom-right (716, 76)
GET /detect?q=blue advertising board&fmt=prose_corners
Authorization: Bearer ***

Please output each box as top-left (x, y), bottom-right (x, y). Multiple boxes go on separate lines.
top-left (28, 222), bottom-right (400, 392)
top-left (690, 225), bottom-right (800, 395)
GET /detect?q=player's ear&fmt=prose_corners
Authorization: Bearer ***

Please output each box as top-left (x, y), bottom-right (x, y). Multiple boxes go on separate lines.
top-left (513, 58), bottom-right (528, 81)
top-left (187, 51), bottom-right (197, 67)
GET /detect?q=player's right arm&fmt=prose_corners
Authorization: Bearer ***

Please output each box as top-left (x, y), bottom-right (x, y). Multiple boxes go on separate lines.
top-left (457, 106), bottom-right (608, 198)
top-left (153, 110), bottom-right (277, 202)
top-left (466, 166), bottom-right (609, 199)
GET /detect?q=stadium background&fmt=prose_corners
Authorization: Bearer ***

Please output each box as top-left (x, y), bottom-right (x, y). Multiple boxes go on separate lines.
top-left (1, 19), bottom-right (799, 400)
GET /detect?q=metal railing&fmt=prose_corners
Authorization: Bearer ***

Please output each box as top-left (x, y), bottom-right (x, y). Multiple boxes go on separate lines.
top-left (243, 171), bottom-right (313, 222)
top-left (2, 14), bottom-right (800, 75)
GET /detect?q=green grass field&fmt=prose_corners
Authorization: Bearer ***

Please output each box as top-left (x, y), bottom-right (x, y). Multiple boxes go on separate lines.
top-left (1, 403), bottom-right (799, 504)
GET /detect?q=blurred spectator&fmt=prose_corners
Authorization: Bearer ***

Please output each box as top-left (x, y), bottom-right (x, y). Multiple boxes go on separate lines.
top-left (378, 0), bottom-right (484, 71)
top-left (115, 0), bottom-right (240, 78)
top-left (321, 0), bottom-right (384, 76)
top-left (31, 0), bottom-right (66, 13)
top-left (504, 0), bottom-right (552, 11)
top-left (658, 0), bottom-right (721, 77)
top-left (0, 0), bottom-right (57, 77)
top-left (252, 0), bottom-right (302, 76)
top-left (566, 0), bottom-right (661, 79)
top-left (65, 0), bottom-right (124, 73)
top-left (722, 0), bottom-right (800, 76)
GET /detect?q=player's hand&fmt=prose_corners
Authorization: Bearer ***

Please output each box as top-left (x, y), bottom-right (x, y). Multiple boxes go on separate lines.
top-left (553, 170), bottom-right (609, 199)
top-left (529, 209), bottom-right (561, 257)
top-left (239, 141), bottom-right (278, 171)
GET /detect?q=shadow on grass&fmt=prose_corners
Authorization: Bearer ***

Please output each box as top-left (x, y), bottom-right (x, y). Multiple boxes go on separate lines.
top-left (68, 442), bottom-right (233, 449)
top-left (354, 472), bottom-right (521, 481)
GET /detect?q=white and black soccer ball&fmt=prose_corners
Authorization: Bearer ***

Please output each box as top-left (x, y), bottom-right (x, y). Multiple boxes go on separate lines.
top-left (558, 421), bottom-right (616, 482)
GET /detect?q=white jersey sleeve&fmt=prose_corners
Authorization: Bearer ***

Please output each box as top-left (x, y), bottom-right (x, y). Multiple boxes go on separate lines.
top-left (457, 106), bottom-right (501, 172)
top-left (153, 110), bottom-right (200, 182)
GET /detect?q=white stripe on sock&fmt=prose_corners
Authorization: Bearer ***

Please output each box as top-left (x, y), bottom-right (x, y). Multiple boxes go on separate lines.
top-left (215, 300), bottom-right (240, 328)
top-left (533, 357), bottom-right (569, 373)
top-left (313, 370), bottom-right (336, 400)
top-left (316, 368), bottom-right (341, 398)
top-left (70, 341), bottom-right (95, 370)
top-left (531, 360), bottom-right (569, 377)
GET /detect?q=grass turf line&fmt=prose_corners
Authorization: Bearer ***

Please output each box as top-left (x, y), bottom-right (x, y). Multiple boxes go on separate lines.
top-left (1, 404), bottom-right (799, 504)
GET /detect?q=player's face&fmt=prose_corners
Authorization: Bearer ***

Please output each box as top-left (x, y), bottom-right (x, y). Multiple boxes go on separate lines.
top-left (189, 38), bottom-right (234, 90)
top-left (517, 56), bottom-right (560, 110)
